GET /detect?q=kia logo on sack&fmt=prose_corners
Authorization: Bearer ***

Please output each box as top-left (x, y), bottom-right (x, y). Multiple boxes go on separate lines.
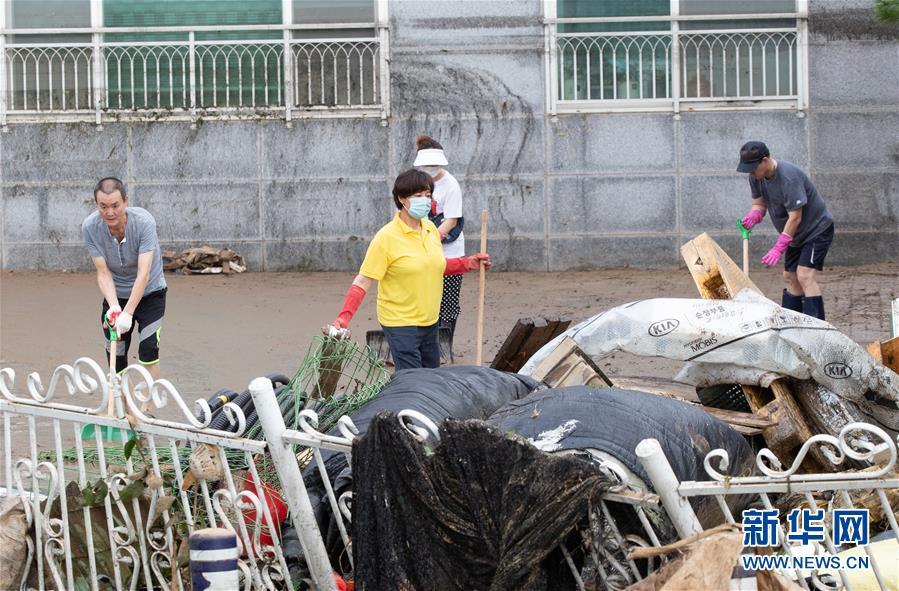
top-left (824, 362), bottom-right (852, 379)
top-left (648, 319), bottom-right (679, 337)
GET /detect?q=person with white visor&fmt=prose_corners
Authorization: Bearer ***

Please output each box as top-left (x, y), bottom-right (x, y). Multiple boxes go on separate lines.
top-left (413, 134), bottom-right (466, 354)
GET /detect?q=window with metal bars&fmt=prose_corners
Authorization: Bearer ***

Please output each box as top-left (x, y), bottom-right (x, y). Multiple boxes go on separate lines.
top-left (551, 0), bottom-right (803, 110)
top-left (3, 0), bottom-right (381, 115)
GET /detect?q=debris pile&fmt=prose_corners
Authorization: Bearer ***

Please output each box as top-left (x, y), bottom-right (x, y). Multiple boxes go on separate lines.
top-left (162, 245), bottom-right (247, 274)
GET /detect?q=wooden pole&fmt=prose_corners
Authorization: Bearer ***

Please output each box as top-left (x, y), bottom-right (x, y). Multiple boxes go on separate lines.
top-left (476, 209), bottom-right (488, 366)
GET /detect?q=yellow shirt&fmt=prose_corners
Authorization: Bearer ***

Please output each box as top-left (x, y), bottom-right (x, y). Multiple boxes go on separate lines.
top-left (359, 214), bottom-right (447, 327)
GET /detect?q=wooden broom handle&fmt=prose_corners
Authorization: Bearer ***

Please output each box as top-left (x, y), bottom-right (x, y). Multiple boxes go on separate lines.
top-left (476, 210), bottom-right (488, 366)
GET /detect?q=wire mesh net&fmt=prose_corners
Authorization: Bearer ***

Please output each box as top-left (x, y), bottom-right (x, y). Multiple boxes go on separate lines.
top-left (40, 335), bottom-right (389, 488)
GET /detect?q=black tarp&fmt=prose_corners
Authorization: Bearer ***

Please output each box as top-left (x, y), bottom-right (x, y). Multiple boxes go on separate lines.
top-left (487, 386), bottom-right (755, 527)
top-left (351, 415), bottom-right (613, 591)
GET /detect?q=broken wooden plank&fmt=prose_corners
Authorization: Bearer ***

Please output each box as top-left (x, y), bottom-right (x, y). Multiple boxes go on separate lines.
top-left (700, 407), bottom-right (776, 430)
top-left (868, 341), bottom-right (884, 364)
top-left (490, 317), bottom-right (567, 374)
top-left (879, 335), bottom-right (899, 374)
top-left (680, 232), bottom-right (762, 300)
top-left (529, 336), bottom-right (613, 389)
top-left (547, 315), bottom-right (572, 340)
top-left (313, 337), bottom-right (349, 399)
top-left (511, 318), bottom-right (557, 371)
top-left (490, 318), bottom-right (535, 372)
top-left (723, 423), bottom-right (764, 437)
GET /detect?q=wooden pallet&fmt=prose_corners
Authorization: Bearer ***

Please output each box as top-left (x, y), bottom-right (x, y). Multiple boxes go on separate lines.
top-left (681, 233), bottom-right (827, 470)
top-left (528, 336), bottom-right (613, 389)
top-left (490, 316), bottom-right (572, 373)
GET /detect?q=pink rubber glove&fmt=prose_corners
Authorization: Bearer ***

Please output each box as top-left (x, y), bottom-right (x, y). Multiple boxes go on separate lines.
top-left (761, 233), bottom-right (792, 267)
top-left (741, 209), bottom-right (764, 230)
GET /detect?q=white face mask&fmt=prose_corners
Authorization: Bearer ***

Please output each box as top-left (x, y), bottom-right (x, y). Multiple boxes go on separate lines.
top-left (419, 165), bottom-right (441, 178)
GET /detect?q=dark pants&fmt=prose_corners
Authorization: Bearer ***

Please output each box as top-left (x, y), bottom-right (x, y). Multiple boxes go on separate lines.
top-left (101, 288), bottom-right (167, 373)
top-left (382, 323), bottom-right (440, 372)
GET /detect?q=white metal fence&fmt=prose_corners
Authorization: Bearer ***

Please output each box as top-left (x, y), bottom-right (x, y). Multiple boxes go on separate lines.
top-left (4, 358), bottom-right (895, 590)
top-left (0, 24), bottom-right (389, 126)
top-left (546, 10), bottom-right (808, 114)
top-left (0, 359), bottom-right (339, 591)
top-left (640, 423), bottom-right (899, 590)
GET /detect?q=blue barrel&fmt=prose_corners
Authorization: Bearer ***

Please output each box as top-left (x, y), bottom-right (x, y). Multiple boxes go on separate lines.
top-left (190, 528), bottom-right (240, 591)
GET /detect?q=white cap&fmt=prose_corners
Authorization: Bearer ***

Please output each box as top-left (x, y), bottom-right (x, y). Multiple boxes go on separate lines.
top-left (413, 148), bottom-right (448, 167)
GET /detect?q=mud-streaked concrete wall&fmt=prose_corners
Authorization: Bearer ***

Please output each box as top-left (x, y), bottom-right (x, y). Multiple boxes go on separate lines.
top-left (1, 0), bottom-right (896, 272)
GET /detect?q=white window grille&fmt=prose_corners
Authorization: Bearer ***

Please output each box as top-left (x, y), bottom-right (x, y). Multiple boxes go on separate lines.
top-left (0, 0), bottom-right (390, 126)
top-left (544, 0), bottom-right (809, 114)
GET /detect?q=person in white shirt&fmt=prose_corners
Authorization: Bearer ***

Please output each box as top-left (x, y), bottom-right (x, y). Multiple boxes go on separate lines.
top-left (414, 135), bottom-right (466, 354)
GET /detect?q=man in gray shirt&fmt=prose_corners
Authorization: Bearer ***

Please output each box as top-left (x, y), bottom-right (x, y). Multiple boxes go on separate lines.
top-left (737, 141), bottom-right (834, 320)
top-left (82, 177), bottom-right (167, 377)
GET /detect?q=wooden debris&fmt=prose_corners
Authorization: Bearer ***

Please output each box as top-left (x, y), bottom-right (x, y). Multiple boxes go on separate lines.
top-left (313, 336), bottom-right (348, 399)
top-left (490, 316), bottom-right (571, 373)
top-left (600, 374), bottom-right (774, 435)
top-left (528, 336), bottom-right (613, 389)
top-left (681, 233), bottom-right (827, 471)
top-left (681, 232), bottom-right (762, 299)
top-left (162, 246), bottom-right (246, 274)
top-left (867, 335), bottom-right (899, 374)
top-left (701, 406), bottom-right (775, 436)
top-left (625, 525), bottom-right (744, 591)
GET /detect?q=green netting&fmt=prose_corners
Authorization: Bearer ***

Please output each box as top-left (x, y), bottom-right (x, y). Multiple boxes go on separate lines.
top-left (41, 335), bottom-right (388, 488)
top-left (279, 334), bottom-right (389, 438)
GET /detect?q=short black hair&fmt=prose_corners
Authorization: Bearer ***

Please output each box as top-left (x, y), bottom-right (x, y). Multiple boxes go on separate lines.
top-left (94, 177), bottom-right (126, 200)
top-left (392, 168), bottom-right (434, 209)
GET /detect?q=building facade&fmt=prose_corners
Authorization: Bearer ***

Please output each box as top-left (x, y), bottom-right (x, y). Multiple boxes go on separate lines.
top-left (1, 0), bottom-right (897, 271)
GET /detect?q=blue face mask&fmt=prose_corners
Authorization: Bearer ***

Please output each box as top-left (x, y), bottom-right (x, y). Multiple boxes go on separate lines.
top-left (405, 196), bottom-right (431, 220)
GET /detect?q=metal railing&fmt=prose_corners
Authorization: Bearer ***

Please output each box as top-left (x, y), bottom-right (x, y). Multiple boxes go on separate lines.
top-left (545, 9), bottom-right (809, 114)
top-left (0, 23), bottom-right (388, 126)
top-left (640, 423), bottom-right (899, 590)
top-left (0, 359), bottom-right (339, 591)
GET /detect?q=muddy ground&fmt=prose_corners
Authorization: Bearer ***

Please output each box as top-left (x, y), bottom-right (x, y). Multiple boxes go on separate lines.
top-left (1, 264), bottom-right (897, 467)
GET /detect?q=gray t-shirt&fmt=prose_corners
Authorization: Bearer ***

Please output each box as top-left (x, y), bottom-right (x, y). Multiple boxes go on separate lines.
top-left (749, 160), bottom-right (833, 246)
top-left (82, 207), bottom-right (167, 299)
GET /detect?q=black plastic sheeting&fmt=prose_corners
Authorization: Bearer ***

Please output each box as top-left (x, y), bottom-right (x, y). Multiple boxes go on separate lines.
top-left (298, 366), bottom-right (541, 569)
top-left (487, 386), bottom-right (755, 527)
top-left (351, 414), bottom-right (613, 591)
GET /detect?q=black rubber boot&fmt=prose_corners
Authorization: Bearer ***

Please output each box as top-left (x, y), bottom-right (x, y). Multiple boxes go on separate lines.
top-left (781, 289), bottom-right (804, 312)
top-left (802, 295), bottom-right (825, 320)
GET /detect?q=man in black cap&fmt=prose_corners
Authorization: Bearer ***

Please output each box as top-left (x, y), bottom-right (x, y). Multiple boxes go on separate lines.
top-left (737, 141), bottom-right (834, 320)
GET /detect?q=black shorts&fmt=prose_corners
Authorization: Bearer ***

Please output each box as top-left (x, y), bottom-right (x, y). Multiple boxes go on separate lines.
top-left (101, 288), bottom-right (167, 373)
top-left (785, 223), bottom-right (834, 273)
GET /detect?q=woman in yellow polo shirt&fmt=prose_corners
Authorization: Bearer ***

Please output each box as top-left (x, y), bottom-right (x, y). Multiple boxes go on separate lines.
top-left (330, 168), bottom-right (490, 371)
